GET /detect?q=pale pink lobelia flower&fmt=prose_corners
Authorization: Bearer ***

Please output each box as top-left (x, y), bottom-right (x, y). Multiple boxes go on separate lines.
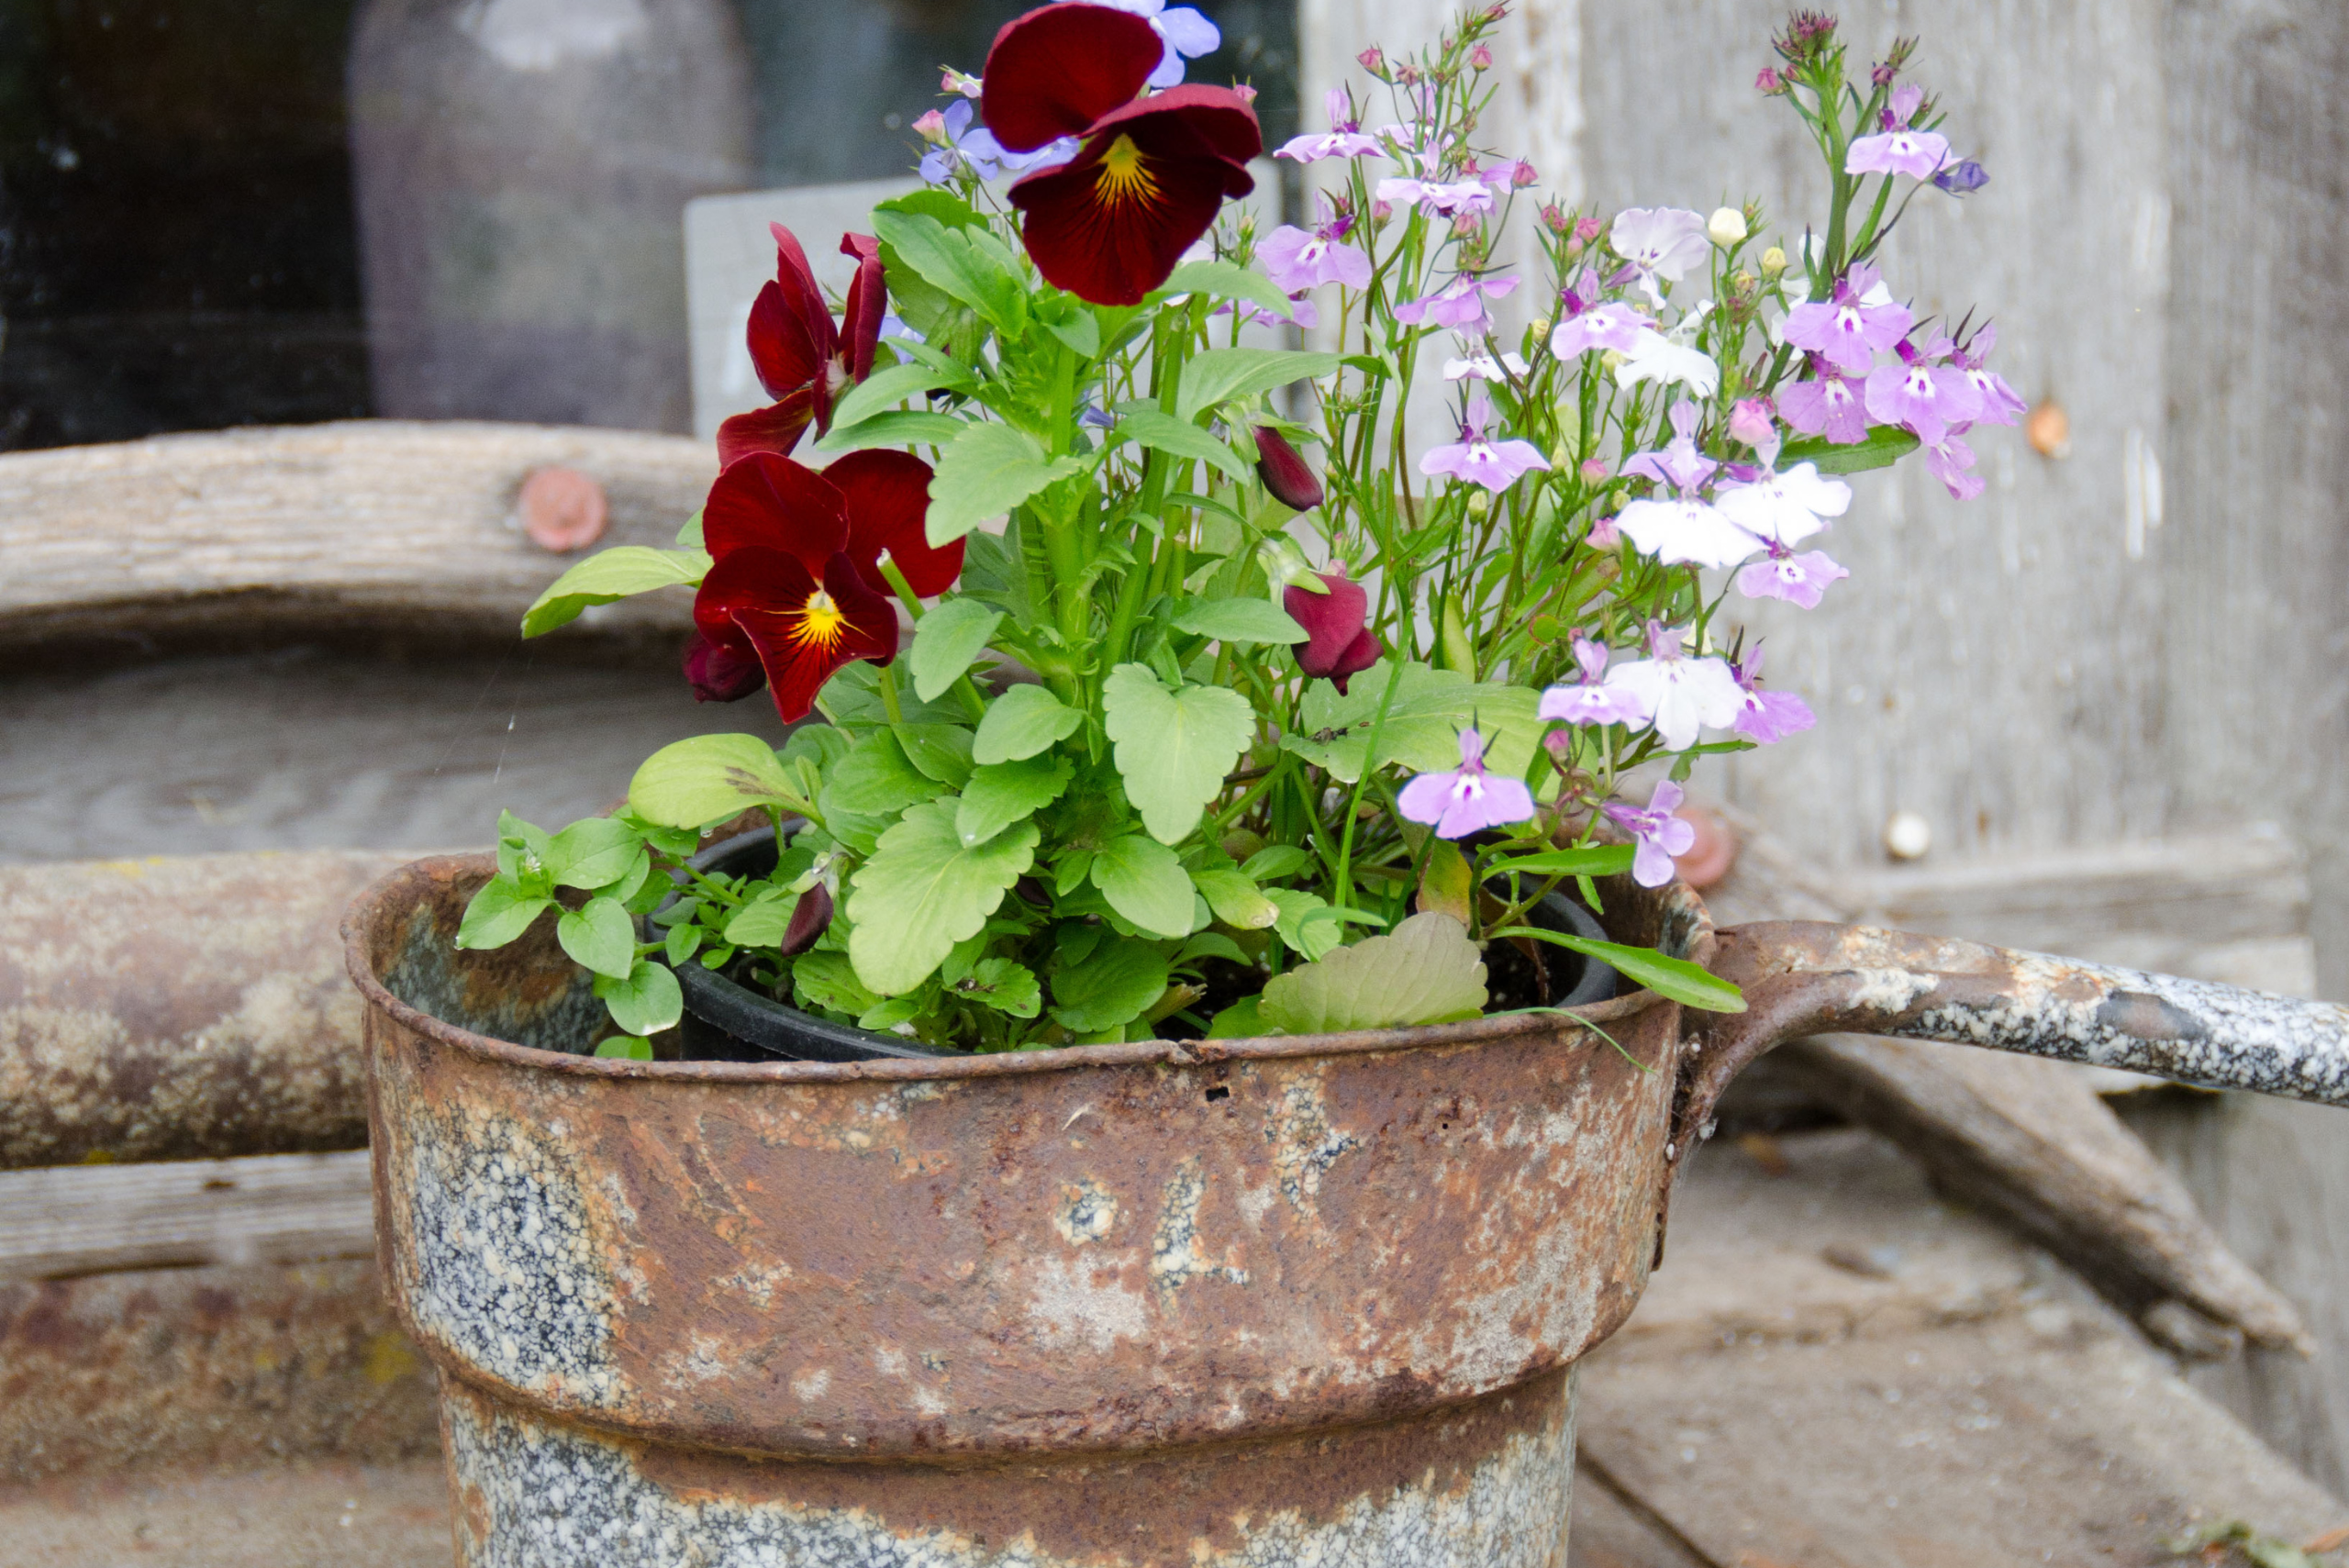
top-left (1276, 87), bottom-right (1384, 162)
top-left (1443, 342), bottom-right (1531, 382)
top-left (1864, 336), bottom-right (1984, 446)
top-left (1397, 728), bottom-right (1537, 839)
top-left (1776, 362), bottom-right (1871, 444)
top-left (1735, 541), bottom-right (1849, 608)
top-left (1953, 323), bottom-right (2025, 426)
top-left (1728, 646), bottom-right (1817, 744)
top-left (1924, 426), bottom-right (1987, 500)
top-left (1550, 289), bottom-right (1650, 358)
top-left (1539, 637), bottom-right (1649, 728)
top-left (1846, 83), bottom-right (1952, 180)
top-left (1782, 263), bottom-right (1913, 377)
top-left (1257, 202), bottom-right (1373, 293)
top-left (1393, 270), bottom-right (1520, 330)
top-left (1604, 778), bottom-right (1698, 887)
top-left (1607, 207), bottom-right (1711, 306)
top-left (1419, 394), bottom-right (1552, 493)
top-left (1603, 621), bottom-right (1746, 751)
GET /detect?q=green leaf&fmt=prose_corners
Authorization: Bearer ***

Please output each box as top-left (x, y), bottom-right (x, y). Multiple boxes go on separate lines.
top-left (1268, 888), bottom-right (1346, 962)
top-left (1171, 596), bottom-right (1308, 645)
top-left (1488, 845), bottom-right (1638, 880)
top-left (1101, 663), bottom-right (1255, 845)
top-left (664, 920), bottom-right (704, 966)
top-left (629, 734), bottom-right (800, 828)
top-left (1091, 833), bottom-right (1195, 940)
top-left (859, 995), bottom-right (927, 1032)
top-left (820, 728), bottom-right (943, 817)
top-left (723, 890), bottom-right (802, 948)
top-left (1260, 913), bottom-right (1487, 1034)
top-left (830, 360), bottom-right (975, 431)
top-left (1040, 307), bottom-right (1099, 358)
top-left (812, 409), bottom-right (970, 455)
top-left (846, 801), bottom-right (1040, 995)
top-left (908, 598), bottom-right (1004, 702)
top-left (1486, 929), bottom-right (1747, 1013)
top-left (1241, 845), bottom-right (1312, 883)
top-left (558, 896), bottom-right (636, 980)
top-left (545, 817), bottom-right (642, 890)
top-left (792, 951), bottom-right (881, 1018)
top-left (1206, 995), bottom-right (1275, 1038)
top-left (926, 422), bottom-right (1085, 546)
top-left (522, 546), bottom-right (709, 637)
top-left (892, 722), bottom-right (975, 786)
top-left (1174, 931), bottom-right (1251, 967)
top-left (973, 683), bottom-right (1084, 763)
top-left (951, 956), bottom-right (1041, 1018)
top-left (1049, 937), bottom-right (1169, 1033)
top-left (1175, 348), bottom-right (1341, 421)
top-left (1115, 406), bottom-right (1252, 484)
top-left (955, 753), bottom-right (1073, 848)
top-left (674, 509), bottom-right (705, 548)
top-left (1778, 425), bottom-right (1921, 474)
top-left (1281, 660), bottom-right (1545, 785)
top-left (456, 879), bottom-right (554, 950)
top-left (1156, 259), bottom-right (1295, 319)
top-left (870, 208), bottom-right (1026, 334)
top-left (1191, 867), bottom-right (1278, 929)
top-left (595, 956), bottom-right (683, 1035)
top-left (1418, 839), bottom-right (1474, 925)
top-left (778, 723), bottom-right (853, 773)
top-left (594, 1035), bottom-right (655, 1061)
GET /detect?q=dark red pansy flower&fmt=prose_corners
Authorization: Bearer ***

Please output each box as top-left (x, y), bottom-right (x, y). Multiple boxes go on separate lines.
top-left (717, 227), bottom-right (887, 468)
top-left (681, 628), bottom-right (767, 703)
top-left (1285, 571), bottom-right (1382, 695)
top-left (1253, 427), bottom-right (1323, 511)
top-left (982, 6), bottom-right (1262, 306)
top-left (693, 450), bottom-right (963, 722)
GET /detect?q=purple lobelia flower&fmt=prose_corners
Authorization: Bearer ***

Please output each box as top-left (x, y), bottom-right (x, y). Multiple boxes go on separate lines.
top-left (1924, 425), bottom-right (1987, 500)
top-left (1607, 206), bottom-right (1710, 306)
top-left (1257, 200), bottom-right (1373, 294)
top-left (1728, 646), bottom-right (1817, 744)
top-left (1276, 87), bottom-right (1384, 162)
top-left (1953, 323), bottom-right (2025, 426)
top-left (1550, 293), bottom-right (1650, 358)
top-left (1097, 0), bottom-right (1221, 88)
top-left (1604, 778), bottom-right (1698, 888)
top-left (1393, 270), bottom-right (1520, 330)
top-left (1776, 361), bottom-right (1872, 444)
top-left (1603, 621), bottom-right (1746, 751)
top-left (1864, 336), bottom-right (1983, 446)
top-left (918, 98), bottom-right (1075, 184)
top-left (1932, 159), bottom-right (1988, 195)
top-left (1397, 727), bottom-right (1537, 840)
top-left (1539, 637), bottom-right (1650, 728)
top-left (1734, 541), bottom-right (1849, 608)
top-left (1419, 394), bottom-right (1552, 494)
top-left (1846, 83), bottom-right (1951, 180)
top-left (1782, 263), bottom-right (1913, 377)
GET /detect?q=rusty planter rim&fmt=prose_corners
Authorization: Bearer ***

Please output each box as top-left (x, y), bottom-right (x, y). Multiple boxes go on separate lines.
top-left (343, 853), bottom-right (1676, 1086)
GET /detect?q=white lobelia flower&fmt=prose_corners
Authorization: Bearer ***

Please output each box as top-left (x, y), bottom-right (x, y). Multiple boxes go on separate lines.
top-left (1614, 330), bottom-right (1720, 397)
top-left (1442, 345), bottom-right (1531, 382)
top-left (1604, 622), bottom-right (1747, 751)
top-left (1712, 462), bottom-right (1853, 548)
top-left (1614, 490), bottom-right (1757, 568)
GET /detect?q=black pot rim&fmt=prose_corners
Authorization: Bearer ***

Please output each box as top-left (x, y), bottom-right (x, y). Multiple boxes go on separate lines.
top-left (662, 828), bottom-right (1623, 1064)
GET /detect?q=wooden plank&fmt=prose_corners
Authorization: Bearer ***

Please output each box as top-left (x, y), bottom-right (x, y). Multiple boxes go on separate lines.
top-left (0, 1151), bottom-right (374, 1281)
top-left (0, 420), bottom-right (711, 645)
top-left (1586, 1129), bottom-right (2349, 1565)
top-left (0, 1462), bottom-right (450, 1567)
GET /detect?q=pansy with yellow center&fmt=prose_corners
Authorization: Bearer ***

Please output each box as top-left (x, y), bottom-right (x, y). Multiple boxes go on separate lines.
top-left (688, 450), bottom-right (963, 722)
top-left (978, 4), bottom-right (1261, 306)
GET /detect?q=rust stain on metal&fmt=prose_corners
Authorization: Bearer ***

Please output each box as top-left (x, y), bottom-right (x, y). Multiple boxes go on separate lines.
top-left (0, 851), bottom-right (405, 1170)
top-left (348, 855), bottom-right (1694, 1473)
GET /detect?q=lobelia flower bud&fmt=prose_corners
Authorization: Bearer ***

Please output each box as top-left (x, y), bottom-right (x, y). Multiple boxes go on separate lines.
top-left (1465, 487), bottom-right (1491, 518)
top-left (1541, 201), bottom-right (1568, 233)
top-left (912, 108), bottom-right (950, 144)
top-left (1529, 316), bottom-right (1553, 341)
top-left (1707, 206), bottom-right (1748, 248)
top-left (1512, 160), bottom-right (1539, 186)
top-left (1357, 45), bottom-right (1386, 75)
top-left (1233, 83), bottom-right (1259, 105)
top-left (1469, 42), bottom-right (1492, 69)
top-left (1760, 245), bottom-right (1787, 275)
top-left (1253, 427), bottom-right (1324, 512)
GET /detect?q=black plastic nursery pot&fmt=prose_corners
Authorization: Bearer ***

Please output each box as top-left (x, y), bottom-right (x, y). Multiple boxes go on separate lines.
top-left (659, 826), bottom-right (1619, 1063)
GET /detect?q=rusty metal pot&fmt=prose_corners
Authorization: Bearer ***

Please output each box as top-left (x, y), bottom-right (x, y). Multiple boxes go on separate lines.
top-left (344, 854), bottom-right (2349, 1566)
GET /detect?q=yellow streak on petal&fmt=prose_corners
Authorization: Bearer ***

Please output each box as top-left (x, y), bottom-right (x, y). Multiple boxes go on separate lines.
top-left (1093, 134), bottom-right (1161, 209)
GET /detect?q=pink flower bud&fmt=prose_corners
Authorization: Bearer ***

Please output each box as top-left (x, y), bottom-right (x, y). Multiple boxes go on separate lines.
top-left (912, 108), bottom-right (948, 144)
top-left (1284, 573), bottom-right (1383, 695)
top-left (1512, 160), bottom-right (1539, 186)
top-left (1587, 513), bottom-right (1622, 548)
top-left (1542, 728), bottom-right (1575, 761)
top-left (1357, 45), bottom-right (1386, 74)
top-left (1469, 42), bottom-right (1493, 69)
top-left (1233, 83), bottom-right (1259, 105)
top-left (940, 67), bottom-right (983, 99)
top-left (681, 630), bottom-right (766, 704)
top-left (1541, 201), bottom-right (1568, 233)
top-left (1452, 211), bottom-right (1482, 238)
top-left (1754, 66), bottom-right (1782, 94)
top-left (1728, 396), bottom-right (1776, 449)
top-left (1372, 199), bottom-right (1394, 222)
top-left (1253, 427), bottom-right (1324, 513)
top-left (1575, 216), bottom-right (1603, 242)
top-left (1579, 457), bottom-right (1611, 484)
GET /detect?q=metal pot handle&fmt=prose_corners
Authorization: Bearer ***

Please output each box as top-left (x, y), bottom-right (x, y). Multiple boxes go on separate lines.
top-left (1673, 920), bottom-right (2349, 1163)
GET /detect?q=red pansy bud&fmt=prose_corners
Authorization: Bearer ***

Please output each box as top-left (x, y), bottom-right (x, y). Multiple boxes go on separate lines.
top-left (1253, 427), bottom-right (1322, 511)
top-left (780, 884), bottom-right (833, 955)
top-left (681, 629), bottom-right (767, 703)
top-left (1284, 572), bottom-right (1382, 695)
